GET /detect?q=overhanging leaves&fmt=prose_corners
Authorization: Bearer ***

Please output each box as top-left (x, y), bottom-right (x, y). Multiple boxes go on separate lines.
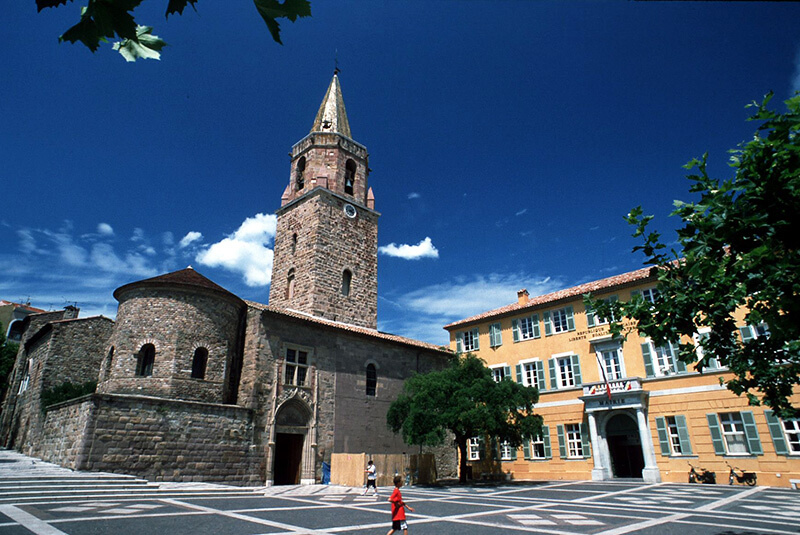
top-left (113, 25), bottom-right (167, 62)
top-left (253, 0), bottom-right (312, 44)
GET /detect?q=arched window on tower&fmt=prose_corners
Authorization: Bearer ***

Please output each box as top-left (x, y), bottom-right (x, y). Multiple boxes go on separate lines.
top-left (366, 364), bottom-right (377, 396)
top-left (342, 269), bottom-right (352, 297)
top-left (192, 347), bottom-right (208, 379)
top-left (296, 156), bottom-right (306, 190)
top-left (344, 159), bottom-right (356, 195)
top-left (287, 268), bottom-right (296, 299)
top-left (291, 233), bottom-right (298, 255)
top-left (135, 344), bottom-right (155, 377)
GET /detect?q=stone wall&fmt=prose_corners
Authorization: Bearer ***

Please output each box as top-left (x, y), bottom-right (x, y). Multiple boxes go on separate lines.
top-left (35, 396), bottom-right (95, 469)
top-left (101, 289), bottom-right (245, 404)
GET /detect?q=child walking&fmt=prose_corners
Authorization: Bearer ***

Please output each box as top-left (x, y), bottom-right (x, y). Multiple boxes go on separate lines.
top-left (387, 474), bottom-right (414, 535)
top-left (364, 459), bottom-right (378, 496)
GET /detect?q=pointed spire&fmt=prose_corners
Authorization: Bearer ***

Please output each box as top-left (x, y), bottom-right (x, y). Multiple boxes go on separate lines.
top-left (310, 72), bottom-right (352, 138)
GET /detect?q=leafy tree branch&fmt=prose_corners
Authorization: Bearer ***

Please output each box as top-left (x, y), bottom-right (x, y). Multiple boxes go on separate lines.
top-left (586, 92), bottom-right (800, 418)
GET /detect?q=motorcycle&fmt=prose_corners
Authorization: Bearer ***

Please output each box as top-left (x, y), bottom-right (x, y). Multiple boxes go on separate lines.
top-left (688, 462), bottom-right (716, 484)
top-left (727, 463), bottom-right (757, 486)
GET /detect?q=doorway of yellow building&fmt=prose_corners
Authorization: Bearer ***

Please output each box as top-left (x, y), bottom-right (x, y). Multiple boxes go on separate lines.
top-left (606, 413), bottom-right (645, 478)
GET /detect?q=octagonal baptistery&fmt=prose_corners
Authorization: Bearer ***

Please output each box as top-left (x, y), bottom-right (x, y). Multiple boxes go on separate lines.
top-left (98, 267), bottom-right (247, 404)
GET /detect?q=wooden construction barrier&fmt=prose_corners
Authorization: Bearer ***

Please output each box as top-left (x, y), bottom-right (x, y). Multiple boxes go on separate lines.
top-left (330, 453), bottom-right (437, 487)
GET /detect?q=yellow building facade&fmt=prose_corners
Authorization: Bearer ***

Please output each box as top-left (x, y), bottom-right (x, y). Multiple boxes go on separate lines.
top-left (444, 266), bottom-right (800, 488)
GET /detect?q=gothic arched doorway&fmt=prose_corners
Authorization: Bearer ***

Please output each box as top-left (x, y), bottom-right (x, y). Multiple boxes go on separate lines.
top-left (273, 398), bottom-right (311, 485)
top-left (606, 412), bottom-right (645, 479)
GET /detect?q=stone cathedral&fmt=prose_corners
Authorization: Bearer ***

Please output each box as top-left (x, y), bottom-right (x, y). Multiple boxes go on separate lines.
top-left (0, 74), bottom-right (452, 486)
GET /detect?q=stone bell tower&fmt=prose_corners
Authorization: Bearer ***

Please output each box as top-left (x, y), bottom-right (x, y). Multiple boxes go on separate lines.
top-left (269, 73), bottom-right (379, 329)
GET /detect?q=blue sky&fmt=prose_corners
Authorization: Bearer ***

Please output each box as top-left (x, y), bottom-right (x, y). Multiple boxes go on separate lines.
top-left (2, 1), bottom-right (799, 345)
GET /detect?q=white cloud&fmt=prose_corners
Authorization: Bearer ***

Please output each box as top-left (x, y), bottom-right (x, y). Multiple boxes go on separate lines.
top-left (379, 237), bottom-right (439, 260)
top-left (407, 192), bottom-right (421, 199)
top-left (196, 213), bottom-right (277, 287)
top-left (515, 208), bottom-right (527, 216)
top-left (97, 223), bottom-right (114, 236)
top-left (381, 272), bottom-right (563, 344)
top-left (179, 231), bottom-right (203, 248)
top-left (90, 243), bottom-right (157, 277)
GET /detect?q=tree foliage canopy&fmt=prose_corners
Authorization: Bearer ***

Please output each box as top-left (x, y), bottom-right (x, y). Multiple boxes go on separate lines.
top-left (587, 92), bottom-right (800, 418)
top-left (387, 353), bottom-right (542, 482)
top-left (36, 0), bottom-right (312, 61)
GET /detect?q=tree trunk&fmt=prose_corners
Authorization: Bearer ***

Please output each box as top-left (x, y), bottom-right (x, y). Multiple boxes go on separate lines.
top-left (457, 436), bottom-right (469, 484)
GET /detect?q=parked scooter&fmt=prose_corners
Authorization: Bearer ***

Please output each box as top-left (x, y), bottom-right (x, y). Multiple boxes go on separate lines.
top-left (688, 462), bottom-right (716, 484)
top-left (727, 463), bottom-right (757, 486)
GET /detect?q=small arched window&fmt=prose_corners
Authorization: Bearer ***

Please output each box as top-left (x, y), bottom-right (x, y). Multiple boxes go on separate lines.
top-left (344, 159), bottom-right (356, 195)
top-left (296, 156), bottom-right (306, 190)
top-left (366, 364), bottom-right (377, 396)
top-left (342, 269), bottom-right (352, 297)
top-left (8, 320), bottom-right (24, 342)
top-left (192, 347), bottom-right (208, 379)
top-left (287, 268), bottom-right (296, 299)
top-left (136, 344), bottom-right (155, 377)
top-left (291, 233), bottom-right (298, 255)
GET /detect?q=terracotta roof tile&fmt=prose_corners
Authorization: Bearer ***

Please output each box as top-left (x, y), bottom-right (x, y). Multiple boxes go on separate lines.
top-left (444, 266), bottom-right (658, 330)
top-left (114, 267), bottom-right (244, 304)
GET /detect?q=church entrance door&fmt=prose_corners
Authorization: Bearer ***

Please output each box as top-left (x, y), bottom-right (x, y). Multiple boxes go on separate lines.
top-left (274, 433), bottom-right (305, 485)
top-left (606, 413), bottom-right (644, 479)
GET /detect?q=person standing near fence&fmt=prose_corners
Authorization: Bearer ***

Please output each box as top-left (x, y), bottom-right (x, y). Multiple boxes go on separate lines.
top-left (364, 459), bottom-right (378, 496)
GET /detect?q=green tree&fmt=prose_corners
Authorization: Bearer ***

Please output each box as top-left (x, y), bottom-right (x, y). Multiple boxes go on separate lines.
top-left (36, 0), bottom-right (312, 62)
top-left (0, 323), bottom-right (20, 406)
top-left (586, 92), bottom-right (800, 418)
top-left (387, 353), bottom-right (542, 483)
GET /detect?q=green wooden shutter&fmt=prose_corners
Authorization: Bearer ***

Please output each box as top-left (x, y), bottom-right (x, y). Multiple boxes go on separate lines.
top-left (580, 423), bottom-right (591, 458)
top-left (739, 326), bottom-right (754, 342)
top-left (531, 314), bottom-right (541, 338)
top-left (641, 342), bottom-right (655, 378)
top-left (516, 363), bottom-right (524, 384)
top-left (472, 328), bottom-right (480, 350)
top-left (655, 417), bottom-right (670, 455)
top-left (511, 444), bottom-right (517, 461)
top-left (675, 415), bottom-right (693, 455)
top-left (630, 289), bottom-right (641, 301)
top-left (741, 411), bottom-right (763, 455)
top-left (512, 319), bottom-right (520, 342)
top-left (535, 360), bottom-right (546, 390)
top-left (503, 365), bottom-right (512, 381)
top-left (565, 306), bottom-right (575, 331)
top-left (586, 304), bottom-right (596, 328)
top-left (542, 426), bottom-right (552, 459)
top-left (491, 438), bottom-right (499, 460)
top-left (478, 437), bottom-right (485, 460)
top-left (548, 358), bottom-right (558, 389)
top-left (557, 425), bottom-right (567, 458)
top-left (543, 311), bottom-right (553, 336)
top-left (764, 410), bottom-right (789, 455)
top-left (456, 332), bottom-right (464, 353)
top-left (672, 342), bottom-right (687, 373)
top-left (490, 323), bottom-right (502, 347)
top-left (707, 413), bottom-right (727, 455)
top-left (522, 440), bottom-right (531, 460)
top-left (571, 354), bottom-right (582, 386)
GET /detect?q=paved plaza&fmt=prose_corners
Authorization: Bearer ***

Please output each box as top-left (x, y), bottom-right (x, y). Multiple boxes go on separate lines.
top-left (0, 450), bottom-right (798, 535)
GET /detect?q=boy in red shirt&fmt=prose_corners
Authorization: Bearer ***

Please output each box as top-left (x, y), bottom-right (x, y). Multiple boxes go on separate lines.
top-left (387, 474), bottom-right (414, 535)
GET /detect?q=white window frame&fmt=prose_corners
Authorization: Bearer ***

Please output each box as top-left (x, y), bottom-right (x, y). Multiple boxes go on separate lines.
top-left (719, 412), bottom-right (749, 455)
top-left (467, 437), bottom-right (481, 461)
top-left (666, 416), bottom-right (683, 455)
top-left (565, 423), bottom-right (584, 458)
top-left (591, 296), bottom-right (618, 326)
top-left (284, 346), bottom-right (310, 387)
top-left (650, 341), bottom-right (678, 377)
top-left (18, 359), bottom-right (32, 394)
top-left (641, 287), bottom-right (659, 304)
top-left (530, 434), bottom-right (547, 459)
top-left (499, 441), bottom-right (513, 461)
top-left (596, 345), bottom-right (625, 381)
top-left (490, 364), bottom-right (507, 383)
top-left (555, 353), bottom-right (576, 388)
top-left (461, 328), bottom-right (479, 352)
top-left (519, 358), bottom-right (543, 388)
top-left (518, 315), bottom-right (538, 340)
top-left (781, 419), bottom-right (800, 455)
top-left (551, 308), bottom-right (570, 334)
top-left (694, 327), bottom-right (723, 370)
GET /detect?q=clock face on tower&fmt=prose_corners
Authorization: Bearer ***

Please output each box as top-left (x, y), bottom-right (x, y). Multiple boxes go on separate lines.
top-left (344, 204), bottom-right (357, 219)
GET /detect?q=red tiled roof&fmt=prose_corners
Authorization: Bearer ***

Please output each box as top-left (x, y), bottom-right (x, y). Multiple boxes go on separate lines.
top-left (245, 300), bottom-right (450, 353)
top-left (113, 267), bottom-right (244, 304)
top-left (0, 300), bottom-right (47, 313)
top-left (443, 266), bottom-right (658, 330)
